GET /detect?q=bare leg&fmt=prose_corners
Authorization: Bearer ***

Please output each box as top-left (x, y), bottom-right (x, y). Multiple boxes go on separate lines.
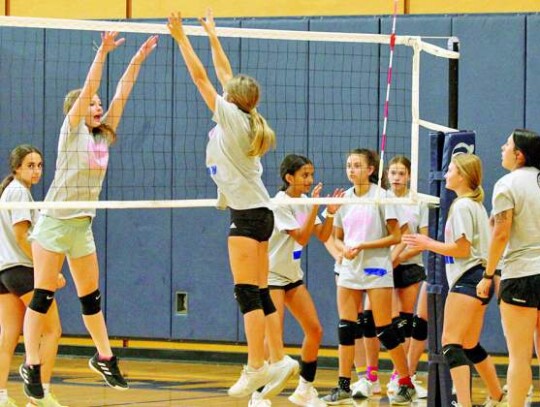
top-left (0, 294), bottom-right (25, 388)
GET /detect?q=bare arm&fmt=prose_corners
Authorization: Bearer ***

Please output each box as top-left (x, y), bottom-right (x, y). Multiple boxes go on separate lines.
top-left (199, 9), bottom-right (233, 88)
top-left (68, 32), bottom-right (125, 129)
top-left (168, 12), bottom-right (218, 112)
top-left (402, 232), bottom-right (471, 258)
top-left (395, 226), bottom-right (429, 264)
top-left (485, 209), bottom-right (512, 276)
top-left (313, 188), bottom-right (345, 243)
top-left (103, 35), bottom-right (158, 132)
top-left (355, 218), bottom-right (402, 252)
top-left (13, 221), bottom-right (32, 260)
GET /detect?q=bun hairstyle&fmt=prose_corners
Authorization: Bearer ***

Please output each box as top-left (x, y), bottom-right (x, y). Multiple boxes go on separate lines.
top-left (0, 144), bottom-right (43, 197)
top-left (279, 154), bottom-right (312, 191)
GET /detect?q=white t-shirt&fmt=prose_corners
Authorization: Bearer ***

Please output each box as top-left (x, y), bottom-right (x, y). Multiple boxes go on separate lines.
top-left (206, 96), bottom-right (271, 210)
top-left (444, 198), bottom-right (489, 288)
top-left (397, 191), bottom-right (429, 266)
top-left (334, 184), bottom-right (398, 290)
top-left (0, 179), bottom-right (35, 271)
top-left (43, 117), bottom-right (111, 219)
top-left (268, 191), bottom-right (322, 285)
top-left (492, 167), bottom-right (540, 279)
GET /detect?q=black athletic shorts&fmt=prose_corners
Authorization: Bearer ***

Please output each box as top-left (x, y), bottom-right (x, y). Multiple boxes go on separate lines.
top-left (500, 274), bottom-right (540, 309)
top-left (229, 207), bottom-right (274, 242)
top-left (450, 264), bottom-right (494, 305)
top-left (269, 280), bottom-right (304, 292)
top-left (0, 265), bottom-right (34, 297)
top-left (393, 264), bottom-right (426, 288)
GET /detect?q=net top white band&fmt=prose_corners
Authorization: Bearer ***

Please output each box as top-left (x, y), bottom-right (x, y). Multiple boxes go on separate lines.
top-left (0, 16), bottom-right (458, 59)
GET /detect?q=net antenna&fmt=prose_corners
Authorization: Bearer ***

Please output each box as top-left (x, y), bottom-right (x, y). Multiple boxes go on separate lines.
top-left (377, 0), bottom-right (399, 194)
top-left (0, 16), bottom-right (459, 210)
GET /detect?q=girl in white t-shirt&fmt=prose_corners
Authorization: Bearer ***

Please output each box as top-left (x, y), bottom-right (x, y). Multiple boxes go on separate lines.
top-left (21, 33), bottom-right (157, 400)
top-left (0, 145), bottom-right (66, 407)
top-left (258, 154), bottom-right (342, 406)
top-left (477, 129), bottom-right (540, 406)
top-left (167, 11), bottom-right (297, 400)
top-left (321, 148), bottom-right (416, 405)
top-left (404, 154), bottom-right (505, 407)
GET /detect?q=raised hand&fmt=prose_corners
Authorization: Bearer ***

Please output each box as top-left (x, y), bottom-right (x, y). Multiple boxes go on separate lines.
top-left (167, 12), bottom-right (186, 43)
top-left (100, 31), bottom-right (125, 54)
top-left (199, 8), bottom-right (217, 36)
top-left (133, 35), bottom-right (158, 63)
top-left (311, 182), bottom-right (323, 198)
top-left (326, 188), bottom-right (345, 216)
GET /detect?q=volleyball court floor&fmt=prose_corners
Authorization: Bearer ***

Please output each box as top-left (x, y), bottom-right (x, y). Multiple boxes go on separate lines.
top-left (6, 353), bottom-right (540, 406)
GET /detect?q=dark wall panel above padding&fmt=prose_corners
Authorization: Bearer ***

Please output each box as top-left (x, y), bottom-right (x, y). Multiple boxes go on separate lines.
top-left (526, 15), bottom-right (540, 131)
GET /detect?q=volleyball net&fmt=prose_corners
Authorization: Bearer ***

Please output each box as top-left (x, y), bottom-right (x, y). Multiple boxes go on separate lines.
top-left (0, 16), bottom-right (459, 210)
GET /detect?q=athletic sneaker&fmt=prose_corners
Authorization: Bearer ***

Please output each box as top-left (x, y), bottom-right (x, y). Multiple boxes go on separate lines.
top-left (26, 393), bottom-right (68, 407)
top-left (228, 362), bottom-right (271, 398)
top-left (388, 384), bottom-right (416, 405)
top-left (412, 375), bottom-right (428, 399)
top-left (288, 384), bottom-right (326, 406)
top-left (259, 355), bottom-right (299, 398)
top-left (19, 364), bottom-right (44, 400)
top-left (0, 398), bottom-right (18, 407)
top-left (351, 377), bottom-right (373, 399)
top-left (320, 387), bottom-right (353, 405)
top-left (88, 354), bottom-right (128, 390)
top-left (248, 391), bottom-right (272, 406)
top-left (386, 377), bottom-right (399, 396)
top-left (483, 393), bottom-right (509, 407)
top-left (502, 383), bottom-right (533, 397)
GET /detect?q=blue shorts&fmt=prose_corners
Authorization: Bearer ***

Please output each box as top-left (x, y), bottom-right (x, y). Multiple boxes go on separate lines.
top-left (450, 264), bottom-right (494, 305)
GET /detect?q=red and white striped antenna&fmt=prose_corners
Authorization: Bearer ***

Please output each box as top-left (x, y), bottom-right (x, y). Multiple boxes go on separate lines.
top-left (377, 0), bottom-right (399, 190)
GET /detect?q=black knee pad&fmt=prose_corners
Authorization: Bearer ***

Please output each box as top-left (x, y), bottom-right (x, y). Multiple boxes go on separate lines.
top-left (234, 284), bottom-right (262, 314)
top-left (392, 316), bottom-right (405, 343)
top-left (376, 324), bottom-right (402, 350)
top-left (398, 312), bottom-right (414, 339)
top-left (259, 287), bottom-right (276, 316)
top-left (79, 289), bottom-right (102, 315)
top-left (411, 315), bottom-right (428, 341)
top-left (355, 313), bottom-right (364, 339)
top-left (464, 343), bottom-right (488, 364)
top-left (338, 319), bottom-right (356, 346)
top-left (362, 310), bottom-right (377, 338)
top-left (28, 288), bottom-right (55, 314)
top-left (442, 344), bottom-right (469, 369)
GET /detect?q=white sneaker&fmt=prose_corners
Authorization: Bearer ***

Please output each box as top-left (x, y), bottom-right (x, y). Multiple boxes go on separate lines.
top-left (248, 391), bottom-right (272, 406)
top-left (502, 383), bottom-right (533, 397)
top-left (0, 399), bottom-right (18, 407)
top-left (370, 378), bottom-right (381, 394)
top-left (26, 393), bottom-right (68, 407)
top-left (412, 375), bottom-right (428, 399)
top-left (483, 393), bottom-right (508, 407)
top-left (288, 384), bottom-right (326, 406)
top-left (386, 377), bottom-right (399, 396)
top-left (351, 377), bottom-right (372, 399)
top-left (228, 362), bottom-right (271, 398)
top-left (260, 355), bottom-right (299, 399)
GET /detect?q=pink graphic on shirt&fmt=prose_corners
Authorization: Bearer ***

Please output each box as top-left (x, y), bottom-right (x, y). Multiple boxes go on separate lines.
top-left (87, 139), bottom-right (109, 170)
top-left (295, 212), bottom-right (308, 227)
top-left (343, 207), bottom-right (374, 244)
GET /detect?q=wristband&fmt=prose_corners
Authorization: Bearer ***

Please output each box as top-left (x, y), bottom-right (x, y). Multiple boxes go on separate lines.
top-left (326, 213), bottom-right (335, 218)
top-left (482, 271), bottom-right (494, 280)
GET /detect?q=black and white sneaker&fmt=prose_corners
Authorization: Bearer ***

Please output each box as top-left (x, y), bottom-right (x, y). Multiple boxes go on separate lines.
top-left (19, 363), bottom-right (44, 400)
top-left (88, 353), bottom-right (129, 390)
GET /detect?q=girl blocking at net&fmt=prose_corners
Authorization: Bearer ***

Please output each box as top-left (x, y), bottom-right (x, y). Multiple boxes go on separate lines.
top-left (20, 32), bottom-right (158, 401)
top-left (0, 146), bottom-right (66, 407)
top-left (248, 154), bottom-right (344, 406)
top-left (476, 129), bottom-right (540, 407)
top-left (167, 9), bottom-right (298, 399)
top-left (404, 154), bottom-right (506, 407)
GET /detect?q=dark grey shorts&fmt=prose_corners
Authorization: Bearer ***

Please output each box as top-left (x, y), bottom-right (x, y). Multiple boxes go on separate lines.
top-left (0, 265), bottom-right (34, 297)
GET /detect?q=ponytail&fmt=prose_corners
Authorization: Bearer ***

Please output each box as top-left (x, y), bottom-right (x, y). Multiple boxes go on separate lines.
top-left (248, 109), bottom-right (275, 157)
top-left (0, 175), bottom-right (14, 198)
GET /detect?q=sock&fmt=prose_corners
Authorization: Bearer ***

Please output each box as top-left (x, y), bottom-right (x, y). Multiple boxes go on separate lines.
top-left (0, 389), bottom-right (8, 402)
top-left (43, 383), bottom-right (50, 396)
top-left (98, 354), bottom-right (113, 361)
top-left (398, 376), bottom-right (414, 388)
top-left (296, 376), bottom-right (311, 392)
top-left (338, 376), bottom-right (351, 393)
top-left (300, 360), bottom-right (317, 383)
top-left (366, 366), bottom-right (378, 382)
top-left (390, 369), bottom-right (399, 381)
top-left (355, 365), bottom-right (366, 379)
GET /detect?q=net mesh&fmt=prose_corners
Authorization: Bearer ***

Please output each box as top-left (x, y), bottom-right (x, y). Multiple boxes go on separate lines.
top-left (0, 17), bottom-right (458, 209)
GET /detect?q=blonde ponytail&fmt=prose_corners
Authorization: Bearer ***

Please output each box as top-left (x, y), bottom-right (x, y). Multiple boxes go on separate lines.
top-left (248, 109), bottom-right (276, 157)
